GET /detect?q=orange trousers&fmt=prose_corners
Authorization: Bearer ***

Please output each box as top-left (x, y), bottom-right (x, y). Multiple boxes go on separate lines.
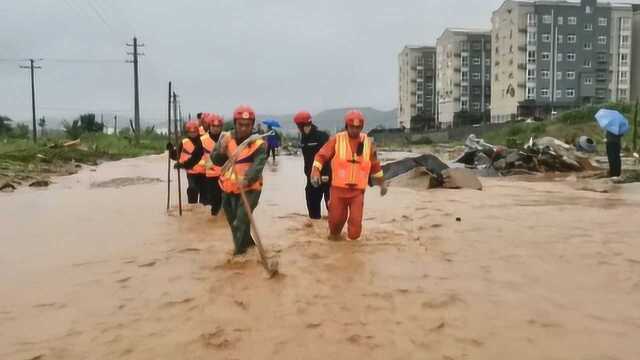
top-left (328, 186), bottom-right (365, 240)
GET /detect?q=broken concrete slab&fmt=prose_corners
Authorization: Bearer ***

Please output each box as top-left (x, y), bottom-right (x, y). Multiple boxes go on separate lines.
top-left (442, 168), bottom-right (483, 191)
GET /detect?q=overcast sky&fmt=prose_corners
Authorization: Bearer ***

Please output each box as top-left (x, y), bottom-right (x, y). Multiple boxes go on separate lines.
top-left (1, 0), bottom-right (504, 124)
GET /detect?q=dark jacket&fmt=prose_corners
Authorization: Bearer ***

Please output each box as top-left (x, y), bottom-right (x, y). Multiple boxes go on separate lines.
top-left (300, 124), bottom-right (330, 177)
top-left (606, 131), bottom-right (623, 144)
top-left (170, 136), bottom-right (205, 170)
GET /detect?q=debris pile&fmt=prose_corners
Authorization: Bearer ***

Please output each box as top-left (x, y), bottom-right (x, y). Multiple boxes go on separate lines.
top-left (456, 134), bottom-right (603, 175)
top-left (383, 154), bottom-right (482, 190)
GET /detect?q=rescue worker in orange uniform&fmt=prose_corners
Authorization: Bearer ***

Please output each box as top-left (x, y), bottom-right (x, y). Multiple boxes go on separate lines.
top-left (210, 105), bottom-right (268, 255)
top-left (201, 113), bottom-right (224, 216)
top-left (197, 112), bottom-right (209, 136)
top-left (310, 110), bottom-right (388, 240)
top-left (168, 120), bottom-right (207, 205)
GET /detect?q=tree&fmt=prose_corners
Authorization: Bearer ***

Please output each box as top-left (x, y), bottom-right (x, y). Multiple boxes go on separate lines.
top-left (38, 116), bottom-right (46, 137)
top-left (410, 113), bottom-right (437, 132)
top-left (12, 123), bottom-right (30, 139)
top-left (0, 115), bottom-right (13, 136)
top-left (63, 113), bottom-right (105, 139)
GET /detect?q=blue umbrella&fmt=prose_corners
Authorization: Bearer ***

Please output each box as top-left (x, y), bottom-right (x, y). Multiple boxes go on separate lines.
top-left (595, 109), bottom-right (629, 135)
top-left (262, 119), bottom-right (281, 128)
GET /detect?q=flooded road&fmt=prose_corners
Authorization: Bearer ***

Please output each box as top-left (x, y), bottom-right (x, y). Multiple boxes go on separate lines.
top-left (1, 154), bottom-right (640, 359)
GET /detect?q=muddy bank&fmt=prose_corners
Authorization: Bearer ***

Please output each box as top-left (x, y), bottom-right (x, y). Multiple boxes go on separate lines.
top-left (1, 154), bottom-right (640, 359)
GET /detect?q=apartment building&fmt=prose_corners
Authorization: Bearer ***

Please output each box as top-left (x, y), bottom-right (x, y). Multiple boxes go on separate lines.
top-left (491, 0), bottom-right (639, 123)
top-left (397, 45), bottom-right (437, 129)
top-left (436, 29), bottom-right (492, 128)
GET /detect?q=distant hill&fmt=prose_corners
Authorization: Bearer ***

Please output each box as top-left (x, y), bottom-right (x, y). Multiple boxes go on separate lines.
top-left (257, 107), bottom-right (397, 134)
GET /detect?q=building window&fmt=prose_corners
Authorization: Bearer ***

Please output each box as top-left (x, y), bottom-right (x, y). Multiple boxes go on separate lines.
top-left (556, 89), bottom-right (563, 98)
top-left (567, 71), bottom-right (576, 79)
top-left (584, 42), bottom-right (592, 50)
top-left (621, 35), bottom-right (630, 48)
top-left (528, 32), bottom-right (537, 44)
top-left (598, 18), bottom-right (607, 26)
top-left (461, 99), bottom-right (469, 111)
top-left (568, 17), bottom-right (577, 25)
top-left (540, 88), bottom-right (550, 97)
top-left (485, 73), bottom-right (490, 80)
top-left (541, 52), bottom-right (550, 61)
top-left (620, 53), bottom-right (629, 67)
top-left (473, 57), bottom-right (481, 65)
top-left (557, 53), bottom-right (563, 61)
top-left (598, 53), bottom-right (607, 63)
top-left (566, 89), bottom-right (575, 97)
top-left (620, 71), bottom-right (629, 83)
top-left (472, 103), bottom-right (481, 111)
top-left (584, 59), bottom-right (592, 68)
top-left (528, 50), bottom-right (537, 63)
top-left (567, 53), bottom-right (576, 61)
top-left (619, 89), bottom-right (628, 98)
top-left (586, 6), bottom-right (592, 14)
top-left (541, 70), bottom-right (550, 79)
top-left (462, 71), bottom-right (469, 82)
top-left (568, 34), bottom-right (577, 43)
top-left (557, 34), bottom-right (563, 43)
top-left (556, 72), bottom-right (563, 80)
top-left (462, 55), bottom-right (469, 67)
top-left (598, 36), bottom-right (607, 45)
top-left (472, 42), bottom-right (482, 50)
top-left (528, 68), bottom-right (536, 81)
top-left (585, 23), bottom-right (593, 31)
top-left (543, 15), bottom-right (552, 24)
top-left (472, 73), bottom-right (481, 80)
top-left (584, 77), bottom-right (593, 85)
top-left (461, 85), bottom-right (469, 95)
top-left (557, 17), bottom-right (564, 25)
top-left (621, 18), bottom-right (631, 30)
top-left (542, 33), bottom-right (551, 42)
top-left (527, 13), bottom-right (537, 26)
top-left (527, 87), bottom-right (536, 99)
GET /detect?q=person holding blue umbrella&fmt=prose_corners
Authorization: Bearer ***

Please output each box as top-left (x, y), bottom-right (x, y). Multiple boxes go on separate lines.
top-left (595, 109), bottom-right (629, 177)
top-left (262, 119), bottom-right (281, 163)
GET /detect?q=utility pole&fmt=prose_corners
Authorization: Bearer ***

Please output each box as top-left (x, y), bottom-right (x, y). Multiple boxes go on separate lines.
top-left (633, 98), bottom-right (638, 152)
top-left (113, 115), bottom-right (118, 136)
top-left (100, 113), bottom-right (104, 133)
top-left (20, 59), bottom-right (42, 143)
top-left (126, 36), bottom-right (144, 143)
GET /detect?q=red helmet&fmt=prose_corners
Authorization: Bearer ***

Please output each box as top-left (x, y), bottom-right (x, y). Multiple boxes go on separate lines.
top-left (294, 111), bottom-right (312, 126)
top-left (204, 113), bottom-right (224, 127)
top-left (344, 110), bottom-right (365, 127)
top-left (233, 105), bottom-right (255, 121)
top-left (185, 120), bottom-right (200, 133)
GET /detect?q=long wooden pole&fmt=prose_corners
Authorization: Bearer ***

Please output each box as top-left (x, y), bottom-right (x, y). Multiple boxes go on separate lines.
top-left (166, 82), bottom-right (172, 212)
top-left (173, 91), bottom-right (182, 216)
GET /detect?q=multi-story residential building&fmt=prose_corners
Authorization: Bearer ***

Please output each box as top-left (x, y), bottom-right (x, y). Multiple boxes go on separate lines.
top-left (397, 45), bottom-right (437, 129)
top-left (436, 29), bottom-right (492, 128)
top-left (491, 0), bottom-right (640, 123)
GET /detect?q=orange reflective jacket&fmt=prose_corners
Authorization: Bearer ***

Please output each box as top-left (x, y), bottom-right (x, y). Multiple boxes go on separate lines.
top-left (330, 131), bottom-right (372, 190)
top-left (201, 133), bottom-right (221, 178)
top-left (179, 138), bottom-right (206, 175)
top-left (219, 138), bottom-right (265, 194)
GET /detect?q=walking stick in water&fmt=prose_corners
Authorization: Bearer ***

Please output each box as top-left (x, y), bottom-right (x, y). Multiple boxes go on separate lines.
top-left (166, 81), bottom-right (172, 212)
top-left (172, 91), bottom-right (182, 216)
top-left (221, 132), bottom-right (279, 277)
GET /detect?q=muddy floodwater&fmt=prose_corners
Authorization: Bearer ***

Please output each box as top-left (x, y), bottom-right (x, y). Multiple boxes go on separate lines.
top-left (1, 154), bottom-right (639, 359)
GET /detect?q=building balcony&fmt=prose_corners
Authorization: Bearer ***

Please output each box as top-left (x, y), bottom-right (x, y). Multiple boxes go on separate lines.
top-left (518, 46), bottom-right (527, 52)
top-left (517, 63), bottom-right (527, 70)
top-left (518, 27), bottom-right (527, 34)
